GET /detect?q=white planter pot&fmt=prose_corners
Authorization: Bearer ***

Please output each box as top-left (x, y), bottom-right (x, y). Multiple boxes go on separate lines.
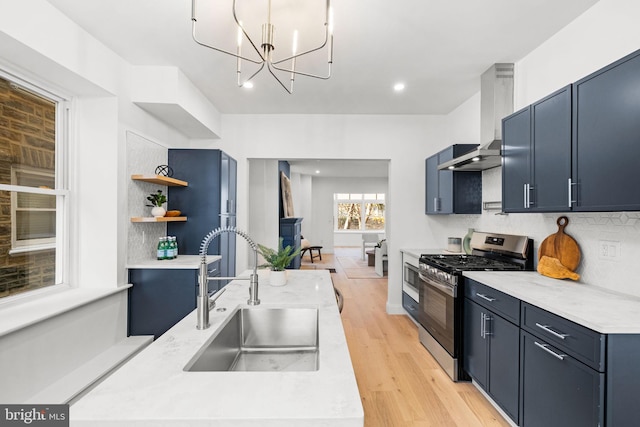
top-left (151, 206), bottom-right (166, 218)
top-left (269, 270), bottom-right (287, 287)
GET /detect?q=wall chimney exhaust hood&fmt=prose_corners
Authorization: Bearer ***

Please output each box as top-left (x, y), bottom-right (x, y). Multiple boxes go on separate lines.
top-left (438, 64), bottom-right (514, 171)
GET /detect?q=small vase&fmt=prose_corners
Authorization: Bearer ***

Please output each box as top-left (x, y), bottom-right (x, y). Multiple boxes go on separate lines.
top-left (269, 270), bottom-right (287, 287)
top-left (151, 206), bottom-right (166, 218)
top-left (463, 228), bottom-right (474, 254)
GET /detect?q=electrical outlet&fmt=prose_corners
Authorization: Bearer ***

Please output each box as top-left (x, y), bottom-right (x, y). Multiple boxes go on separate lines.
top-left (598, 240), bottom-right (620, 261)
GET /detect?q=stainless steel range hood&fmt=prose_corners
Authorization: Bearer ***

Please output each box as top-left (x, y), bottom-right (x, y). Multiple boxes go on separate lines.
top-left (438, 63), bottom-right (514, 171)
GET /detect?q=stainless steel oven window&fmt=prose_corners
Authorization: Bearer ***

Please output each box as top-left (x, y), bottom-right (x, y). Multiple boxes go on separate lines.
top-left (419, 276), bottom-right (455, 355)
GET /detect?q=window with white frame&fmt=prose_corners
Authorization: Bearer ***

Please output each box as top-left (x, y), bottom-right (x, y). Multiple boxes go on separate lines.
top-left (334, 193), bottom-right (385, 231)
top-left (0, 72), bottom-right (68, 298)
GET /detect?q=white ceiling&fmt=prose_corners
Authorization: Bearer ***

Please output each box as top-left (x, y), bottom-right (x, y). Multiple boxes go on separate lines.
top-left (289, 159), bottom-right (389, 178)
top-left (45, 0), bottom-right (600, 115)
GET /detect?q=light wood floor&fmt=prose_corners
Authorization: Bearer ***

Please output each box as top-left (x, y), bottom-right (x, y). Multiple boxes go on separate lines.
top-left (302, 249), bottom-right (510, 427)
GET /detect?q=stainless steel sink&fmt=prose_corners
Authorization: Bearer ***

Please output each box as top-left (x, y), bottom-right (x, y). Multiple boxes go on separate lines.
top-left (184, 307), bottom-right (319, 372)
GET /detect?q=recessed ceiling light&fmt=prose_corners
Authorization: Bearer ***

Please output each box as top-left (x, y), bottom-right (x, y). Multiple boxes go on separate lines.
top-left (315, 170), bottom-right (320, 174)
top-left (393, 82), bottom-right (405, 92)
top-left (242, 81), bottom-right (254, 89)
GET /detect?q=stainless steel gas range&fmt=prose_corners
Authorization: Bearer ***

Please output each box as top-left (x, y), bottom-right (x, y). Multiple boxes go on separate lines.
top-left (416, 232), bottom-right (533, 381)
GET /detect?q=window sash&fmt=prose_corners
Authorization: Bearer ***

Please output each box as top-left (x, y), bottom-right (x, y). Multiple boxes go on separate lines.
top-left (334, 193), bottom-right (386, 232)
top-left (0, 69), bottom-right (69, 295)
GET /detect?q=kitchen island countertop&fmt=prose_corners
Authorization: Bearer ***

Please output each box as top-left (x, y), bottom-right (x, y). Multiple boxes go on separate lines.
top-left (464, 271), bottom-right (640, 334)
top-left (71, 269), bottom-right (363, 426)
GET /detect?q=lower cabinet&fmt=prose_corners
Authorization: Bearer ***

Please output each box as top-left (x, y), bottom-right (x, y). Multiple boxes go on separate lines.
top-left (464, 279), bottom-right (640, 427)
top-left (464, 298), bottom-right (520, 423)
top-left (520, 331), bottom-right (604, 427)
top-left (128, 263), bottom-right (220, 339)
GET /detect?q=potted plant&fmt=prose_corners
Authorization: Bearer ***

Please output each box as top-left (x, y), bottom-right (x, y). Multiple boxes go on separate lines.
top-left (257, 238), bottom-right (301, 286)
top-left (146, 189), bottom-right (167, 217)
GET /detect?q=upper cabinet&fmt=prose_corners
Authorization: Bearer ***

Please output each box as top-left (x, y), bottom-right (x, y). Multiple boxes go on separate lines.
top-left (572, 49), bottom-right (640, 211)
top-left (426, 144), bottom-right (482, 215)
top-left (502, 86), bottom-right (572, 213)
top-left (502, 48), bottom-right (640, 213)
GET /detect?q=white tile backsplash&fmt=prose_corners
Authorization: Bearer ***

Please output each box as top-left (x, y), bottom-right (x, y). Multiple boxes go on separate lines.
top-left (126, 131), bottom-right (168, 263)
top-left (430, 167), bottom-right (640, 297)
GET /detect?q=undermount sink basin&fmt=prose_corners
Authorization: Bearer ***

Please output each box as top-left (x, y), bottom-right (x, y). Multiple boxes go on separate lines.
top-left (184, 307), bottom-right (319, 372)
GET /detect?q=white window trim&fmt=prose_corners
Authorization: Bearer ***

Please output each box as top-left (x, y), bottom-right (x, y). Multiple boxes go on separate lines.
top-left (0, 68), bottom-right (70, 296)
top-left (334, 193), bottom-right (386, 233)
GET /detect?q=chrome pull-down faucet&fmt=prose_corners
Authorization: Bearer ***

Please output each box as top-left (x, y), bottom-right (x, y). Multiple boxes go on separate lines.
top-left (196, 226), bottom-right (260, 330)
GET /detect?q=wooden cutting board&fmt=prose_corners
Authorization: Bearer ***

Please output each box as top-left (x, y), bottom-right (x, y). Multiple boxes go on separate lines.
top-left (538, 216), bottom-right (581, 271)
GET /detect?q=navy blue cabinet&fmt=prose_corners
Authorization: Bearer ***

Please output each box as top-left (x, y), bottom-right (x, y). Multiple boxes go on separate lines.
top-left (503, 86), bottom-right (572, 213)
top-left (503, 49), bottom-right (640, 213)
top-left (520, 331), bottom-right (604, 427)
top-left (168, 150), bottom-right (237, 281)
top-left (425, 144), bottom-right (482, 215)
top-left (463, 281), bottom-right (520, 424)
top-left (128, 262), bottom-right (220, 339)
top-left (572, 49), bottom-right (640, 211)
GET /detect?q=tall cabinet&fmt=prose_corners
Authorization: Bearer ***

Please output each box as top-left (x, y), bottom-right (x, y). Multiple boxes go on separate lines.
top-left (168, 149), bottom-right (237, 290)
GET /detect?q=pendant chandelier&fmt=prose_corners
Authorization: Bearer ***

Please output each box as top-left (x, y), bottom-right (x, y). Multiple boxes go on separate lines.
top-left (190, 0), bottom-right (333, 94)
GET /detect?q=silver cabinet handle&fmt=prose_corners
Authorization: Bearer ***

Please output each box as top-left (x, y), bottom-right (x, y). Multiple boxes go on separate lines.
top-left (483, 313), bottom-right (492, 337)
top-left (476, 293), bottom-right (496, 302)
top-left (568, 178), bottom-right (577, 208)
top-left (524, 183), bottom-right (534, 208)
top-left (534, 341), bottom-right (566, 360)
top-left (535, 323), bottom-right (569, 340)
top-left (480, 312), bottom-right (492, 338)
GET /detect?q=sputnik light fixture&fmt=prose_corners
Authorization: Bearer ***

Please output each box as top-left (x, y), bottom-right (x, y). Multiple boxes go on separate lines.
top-left (191, 0), bottom-right (334, 94)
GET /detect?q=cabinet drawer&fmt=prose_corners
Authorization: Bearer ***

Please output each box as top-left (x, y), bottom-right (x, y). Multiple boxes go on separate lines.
top-left (521, 303), bottom-right (605, 371)
top-left (464, 279), bottom-right (520, 325)
top-left (402, 292), bottom-right (420, 322)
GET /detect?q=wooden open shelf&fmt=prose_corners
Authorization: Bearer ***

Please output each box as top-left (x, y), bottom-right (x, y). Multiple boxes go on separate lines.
top-left (131, 216), bottom-right (187, 223)
top-left (131, 175), bottom-right (188, 187)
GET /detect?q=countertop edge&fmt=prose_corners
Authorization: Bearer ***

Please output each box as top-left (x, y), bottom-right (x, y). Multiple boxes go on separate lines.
top-left (463, 271), bottom-right (640, 334)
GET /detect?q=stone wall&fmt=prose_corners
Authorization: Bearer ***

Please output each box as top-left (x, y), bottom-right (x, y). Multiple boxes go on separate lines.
top-left (0, 77), bottom-right (56, 297)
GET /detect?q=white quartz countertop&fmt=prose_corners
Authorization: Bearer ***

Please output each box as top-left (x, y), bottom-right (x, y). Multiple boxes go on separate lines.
top-left (463, 271), bottom-right (640, 334)
top-left (70, 270), bottom-right (364, 426)
top-left (126, 255), bottom-right (222, 270)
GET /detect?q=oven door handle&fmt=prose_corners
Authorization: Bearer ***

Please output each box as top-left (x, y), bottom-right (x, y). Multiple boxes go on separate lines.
top-left (419, 273), bottom-right (456, 297)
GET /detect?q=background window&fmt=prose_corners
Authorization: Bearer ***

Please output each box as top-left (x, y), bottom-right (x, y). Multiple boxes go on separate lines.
top-left (0, 74), bottom-right (66, 299)
top-left (335, 193), bottom-right (385, 232)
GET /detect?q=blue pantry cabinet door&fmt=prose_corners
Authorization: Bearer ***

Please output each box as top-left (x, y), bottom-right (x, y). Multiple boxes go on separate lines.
top-left (168, 149), bottom-right (237, 280)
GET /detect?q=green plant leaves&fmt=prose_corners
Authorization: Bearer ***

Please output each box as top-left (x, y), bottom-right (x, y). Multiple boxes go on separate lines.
top-left (146, 189), bottom-right (167, 207)
top-left (257, 237), bottom-right (301, 271)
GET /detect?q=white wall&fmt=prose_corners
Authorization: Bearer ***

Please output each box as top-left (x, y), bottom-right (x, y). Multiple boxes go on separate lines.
top-left (310, 176), bottom-right (388, 250)
top-left (0, 0), bottom-right (192, 401)
top-left (429, 0), bottom-right (640, 297)
top-left (215, 114), bottom-right (447, 312)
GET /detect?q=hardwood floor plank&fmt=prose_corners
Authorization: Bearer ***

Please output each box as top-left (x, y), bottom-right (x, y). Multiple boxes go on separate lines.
top-left (301, 249), bottom-right (510, 427)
